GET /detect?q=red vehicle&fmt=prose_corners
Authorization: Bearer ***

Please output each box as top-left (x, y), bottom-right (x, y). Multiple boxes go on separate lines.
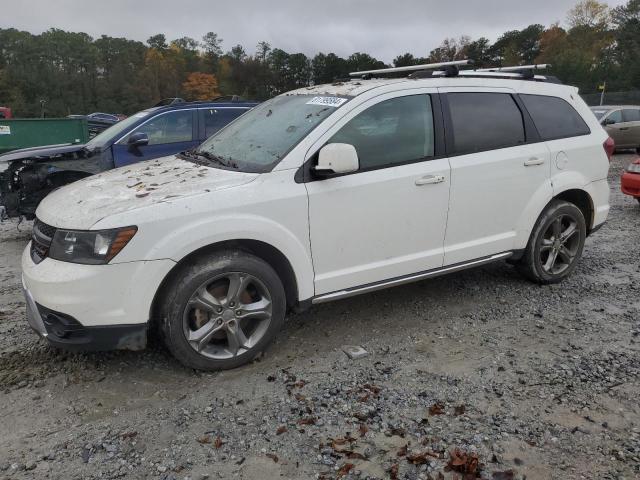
top-left (621, 157), bottom-right (640, 204)
top-left (0, 107), bottom-right (12, 119)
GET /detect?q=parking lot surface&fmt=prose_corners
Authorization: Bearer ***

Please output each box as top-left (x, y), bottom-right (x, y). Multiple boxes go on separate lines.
top-left (0, 154), bottom-right (638, 479)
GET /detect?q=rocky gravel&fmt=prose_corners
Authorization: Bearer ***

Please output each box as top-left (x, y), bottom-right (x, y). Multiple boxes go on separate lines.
top-left (0, 154), bottom-right (639, 480)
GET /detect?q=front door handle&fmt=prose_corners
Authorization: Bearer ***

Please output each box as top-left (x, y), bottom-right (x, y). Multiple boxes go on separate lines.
top-left (415, 175), bottom-right (445, 186)
top-left (619, 127), bottom-right (629, 131)
top-left (524, 157), bottom-right (545, 167)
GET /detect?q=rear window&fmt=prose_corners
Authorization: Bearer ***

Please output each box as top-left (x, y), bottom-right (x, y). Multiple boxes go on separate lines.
top-left (521, 94), bottom-right (590, 141)
top-left (447, 93), bottom-right (525, 155)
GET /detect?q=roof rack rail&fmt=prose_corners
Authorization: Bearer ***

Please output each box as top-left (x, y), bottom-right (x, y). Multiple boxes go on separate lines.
top-left (349, 60), bottom-right (472, 78)
top-left (476, 64), bottom-right (550, 73)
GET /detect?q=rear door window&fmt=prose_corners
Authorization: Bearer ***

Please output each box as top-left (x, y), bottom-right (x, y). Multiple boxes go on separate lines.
top-left (520, 94), bottom-right (590, 140)
top-left (622, 109), bottom-right (640, 123)
top-left (446, 92), bottom-right (525, 155)
top-left (200, 108), bottom-right (247, 137)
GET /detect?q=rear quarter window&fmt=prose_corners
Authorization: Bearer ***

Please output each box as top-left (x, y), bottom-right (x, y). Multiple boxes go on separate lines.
top-left (521, 94), bottom-right (590, 141)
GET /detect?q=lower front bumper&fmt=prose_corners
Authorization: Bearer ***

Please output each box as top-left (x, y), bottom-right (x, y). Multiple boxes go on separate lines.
top-left (24, 283), bottom-right (47, 337)
top-left (23, 284), bottom-right (147, 351)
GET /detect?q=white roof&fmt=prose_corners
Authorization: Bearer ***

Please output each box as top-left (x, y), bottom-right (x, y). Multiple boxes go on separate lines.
top-left (287, 78), bottom-right (409, 97)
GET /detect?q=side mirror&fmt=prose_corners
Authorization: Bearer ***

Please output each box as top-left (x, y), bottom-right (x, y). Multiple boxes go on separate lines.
top-left (128, 132), bottom-right (149, 148)
top-left (315, 143), bottom-right (359, 176)
top-left (603, 118), bottom-right (616, 126)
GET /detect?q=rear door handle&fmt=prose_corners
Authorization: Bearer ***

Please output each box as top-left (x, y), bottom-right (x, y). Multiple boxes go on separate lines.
top-left (524, 157), bottom-right (545, 167)
top-left (415, 175), bottom-right (445, 186)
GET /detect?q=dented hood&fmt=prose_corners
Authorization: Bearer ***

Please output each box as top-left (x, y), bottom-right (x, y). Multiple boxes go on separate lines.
top-left (36, 155), bottom-right (258, 229)
top-left (0, 143), bottom-right (85, 163)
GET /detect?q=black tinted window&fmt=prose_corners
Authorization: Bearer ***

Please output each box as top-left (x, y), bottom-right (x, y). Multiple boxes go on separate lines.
top-left (521, 94), bottom-right (590, 140)
top-left (622, 109), bottom-right (640, 122)
top-left (201, 108), bottom-right (246, 137)
top-left (447, 93), bottom-right (525, 154)
top-left (329, 95), bottom-right (435, 170)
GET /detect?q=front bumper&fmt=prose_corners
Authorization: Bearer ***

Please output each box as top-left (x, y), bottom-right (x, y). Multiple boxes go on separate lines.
top-left (21, 245), bottom-right (175, 350)
top-left (24, 283), bottom-right (47, 337)
top-left (621, 171), bottom-right (640, 198)
top-left (23, 287), bottom-right (147, 351)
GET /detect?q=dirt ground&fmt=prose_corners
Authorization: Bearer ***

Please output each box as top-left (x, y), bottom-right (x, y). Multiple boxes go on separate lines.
top-left (0, 154), bottom-right (639, 480)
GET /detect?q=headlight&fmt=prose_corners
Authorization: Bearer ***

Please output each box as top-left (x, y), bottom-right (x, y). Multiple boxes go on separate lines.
top-left (626, 162), bottom-right (640, 174)
top-left (49, 226), bottom-right (137, 264)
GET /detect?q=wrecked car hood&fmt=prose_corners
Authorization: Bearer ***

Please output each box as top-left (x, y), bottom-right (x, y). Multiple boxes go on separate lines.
top-left (0, 143), bottom-right (85, 163)
top-left (36, 155), bottom-right (258, 229)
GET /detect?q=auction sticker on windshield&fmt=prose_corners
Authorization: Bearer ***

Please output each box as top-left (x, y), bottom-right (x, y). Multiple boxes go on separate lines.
top-left (0, 126), bottom-right (10, 135)
top-left (306, 96), bottom-right (348, 108)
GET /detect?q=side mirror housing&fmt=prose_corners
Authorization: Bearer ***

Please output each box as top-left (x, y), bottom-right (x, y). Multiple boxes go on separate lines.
top-left (315, 143), bottom-right (359, 176)
top-left (128, 132), bottom-right (149, 148)
top-left (603, 117), bottom-right (616, 126)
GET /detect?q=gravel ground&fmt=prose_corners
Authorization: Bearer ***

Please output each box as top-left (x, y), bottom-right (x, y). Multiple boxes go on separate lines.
top-left (0, 154), bottom-right (639, 480)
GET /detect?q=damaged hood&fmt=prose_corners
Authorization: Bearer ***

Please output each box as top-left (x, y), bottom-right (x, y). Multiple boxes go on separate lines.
top-left (0, 143), bottom-right (86, 163)
top-left (36, 155), bottom-right (258, 229)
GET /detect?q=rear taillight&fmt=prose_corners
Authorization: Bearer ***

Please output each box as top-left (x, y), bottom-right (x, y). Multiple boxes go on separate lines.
top-left (603, 137), bottom-right (615, 162)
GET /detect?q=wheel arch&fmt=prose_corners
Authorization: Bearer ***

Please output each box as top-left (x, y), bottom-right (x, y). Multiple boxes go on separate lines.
top-left (150, 239), bottom-right (301, 328)
top-left (553, 188), bottom-right (595, 233)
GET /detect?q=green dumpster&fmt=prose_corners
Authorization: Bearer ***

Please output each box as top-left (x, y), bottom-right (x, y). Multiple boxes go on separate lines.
top-left (0, 118), bottom-right (88, 155)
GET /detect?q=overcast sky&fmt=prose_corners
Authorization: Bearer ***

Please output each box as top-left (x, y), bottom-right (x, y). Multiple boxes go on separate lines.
top-left (2, 0), bottom-right (629, 62)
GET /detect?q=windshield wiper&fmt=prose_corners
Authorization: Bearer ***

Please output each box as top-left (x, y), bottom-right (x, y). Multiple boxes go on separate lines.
top-left (195, 150), bottom-right (231, 168)
top-left (180, 149), bottom-right (233, 168)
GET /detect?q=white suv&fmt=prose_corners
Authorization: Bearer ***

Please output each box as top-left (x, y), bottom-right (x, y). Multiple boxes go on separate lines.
top-left (22, 66), bottom-right (611, 370)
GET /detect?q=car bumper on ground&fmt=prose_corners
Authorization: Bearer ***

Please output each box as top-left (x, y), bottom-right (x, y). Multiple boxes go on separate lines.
top-left (621, 171), bottom-right (640, 198)
top-left (21, 244), bottom-right (175, 351)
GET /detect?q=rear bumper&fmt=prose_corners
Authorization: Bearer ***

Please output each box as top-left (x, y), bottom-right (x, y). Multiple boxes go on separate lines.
top-left (621, 171), bottom-right (640, 198)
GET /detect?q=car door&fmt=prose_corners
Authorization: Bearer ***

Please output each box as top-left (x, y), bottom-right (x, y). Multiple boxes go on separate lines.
top-left (112, 110), bottom-right (199, 167)
top-left (305, 90), bottom-right (451, 295)
top-left (439, 88), bottom-right (551, 266)
top-left (198, 107), bottom-right (250, 140)
top-left (621, 108), bottom-right (640, 148)
top-left (602, 109), bottom-right (627, 147)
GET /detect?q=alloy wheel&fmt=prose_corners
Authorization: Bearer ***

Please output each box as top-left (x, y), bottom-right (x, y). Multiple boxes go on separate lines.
top-left (538, 214), bottom-right (581, 275)
top-left (182, 272), bottom-right (273, 359)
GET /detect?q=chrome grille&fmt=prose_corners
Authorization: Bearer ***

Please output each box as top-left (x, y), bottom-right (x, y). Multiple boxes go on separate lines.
top-left (31, 219), bottom-right (56, 264)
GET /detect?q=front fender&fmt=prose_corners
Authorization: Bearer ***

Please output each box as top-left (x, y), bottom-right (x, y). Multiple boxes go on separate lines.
top-left (135, 214), bottom-right (315, 301)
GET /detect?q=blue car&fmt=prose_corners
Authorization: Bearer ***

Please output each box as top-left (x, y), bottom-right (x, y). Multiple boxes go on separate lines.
top-left (0, 98), bottom-right (258, 219)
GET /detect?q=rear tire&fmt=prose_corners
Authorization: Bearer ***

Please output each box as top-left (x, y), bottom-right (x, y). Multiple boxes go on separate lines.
top-left (517, 200), bottom-right (586, 284)
top-left (158, 250), bottom-right (286, 371)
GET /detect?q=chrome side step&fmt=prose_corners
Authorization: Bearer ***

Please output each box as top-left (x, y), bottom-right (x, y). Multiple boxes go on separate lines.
top-left (311, 252), bottom-right (513, 304)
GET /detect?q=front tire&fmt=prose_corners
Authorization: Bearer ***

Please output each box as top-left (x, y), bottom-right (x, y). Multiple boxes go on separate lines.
top-left (158, 250), bottom-right (286, 371)
top-left (517, 200), bottom-right (586, 284)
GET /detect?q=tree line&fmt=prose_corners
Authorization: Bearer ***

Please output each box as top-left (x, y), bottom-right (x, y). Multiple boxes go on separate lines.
top-left (0, 0), bottom-right (638, 117)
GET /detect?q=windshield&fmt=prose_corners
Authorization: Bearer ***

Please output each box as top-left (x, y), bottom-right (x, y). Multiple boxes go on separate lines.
top-left (85, 109), bottom-right (157, 150)
top-left (193, 94), bottom-right (350, 172)
top-left (590, 108), bottom-right (609, 120)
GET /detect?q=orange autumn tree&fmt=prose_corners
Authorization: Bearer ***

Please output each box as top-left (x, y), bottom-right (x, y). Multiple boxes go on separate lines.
top-left (182, 72), bottom-right (220, 101)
